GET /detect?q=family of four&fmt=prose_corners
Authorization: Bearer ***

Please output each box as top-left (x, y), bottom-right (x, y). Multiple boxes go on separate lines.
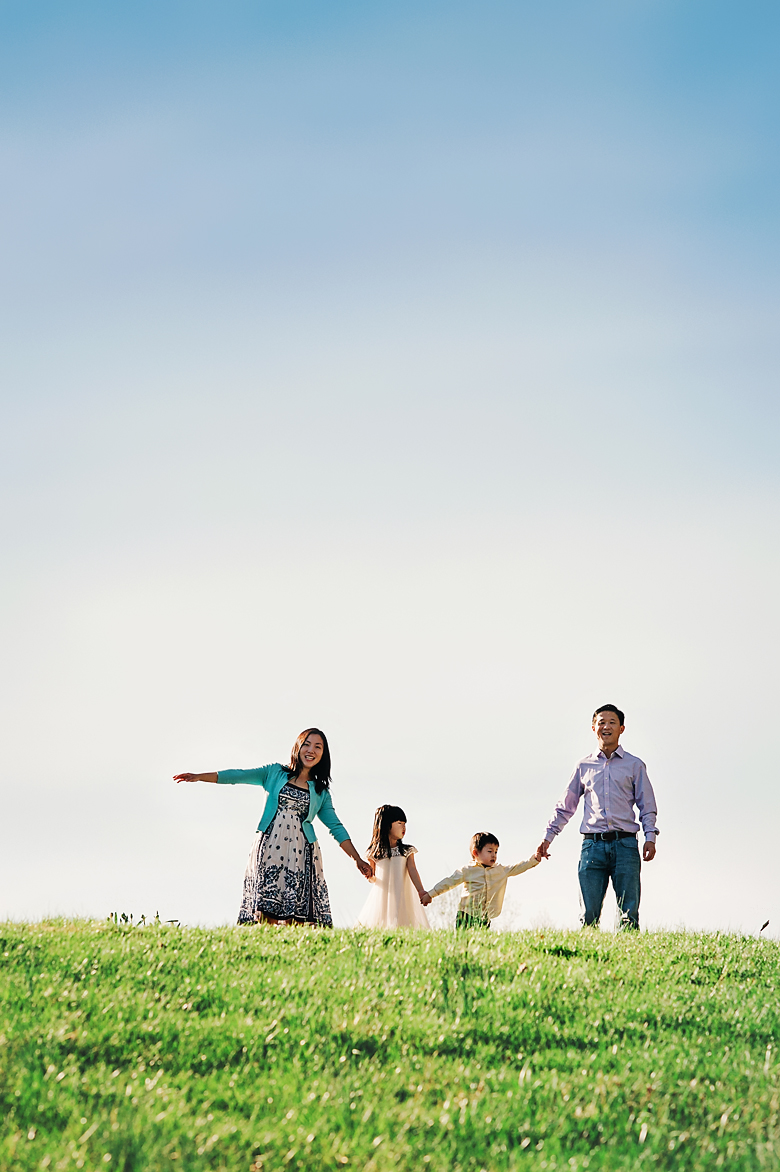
top-left (174, 703), bottom-right (659, 931)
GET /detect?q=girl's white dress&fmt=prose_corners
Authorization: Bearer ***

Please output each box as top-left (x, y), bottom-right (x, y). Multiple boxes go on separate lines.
top-left (356, 845), bottom-right (430, 929)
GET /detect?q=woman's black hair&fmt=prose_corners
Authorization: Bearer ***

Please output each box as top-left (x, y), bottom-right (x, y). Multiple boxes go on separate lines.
top-left (284, 728), bottom-right (331, 795)
top-left (367, 804), bottom-right (410, 860)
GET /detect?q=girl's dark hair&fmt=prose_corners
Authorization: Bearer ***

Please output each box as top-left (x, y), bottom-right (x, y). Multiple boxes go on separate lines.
top-left (367, 805), bottom-right (410, 860)
top-left (284, 728), bottom-right (332, 795)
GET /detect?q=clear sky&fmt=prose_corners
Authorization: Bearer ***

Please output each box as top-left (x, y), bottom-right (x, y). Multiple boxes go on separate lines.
top-left (1, 1), bottom-right (778, 933)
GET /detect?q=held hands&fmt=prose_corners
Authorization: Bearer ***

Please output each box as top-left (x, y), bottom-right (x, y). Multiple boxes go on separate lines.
top-left (419, 891), bottom-right (432, 906)
top-left (356, 858), bottom-right (374, 880)
top-left (535, 840), bottom-right (551, 861)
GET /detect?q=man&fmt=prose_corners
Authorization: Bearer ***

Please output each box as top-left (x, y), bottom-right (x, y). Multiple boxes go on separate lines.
top-left (536, 705), bottom-right (658, 930)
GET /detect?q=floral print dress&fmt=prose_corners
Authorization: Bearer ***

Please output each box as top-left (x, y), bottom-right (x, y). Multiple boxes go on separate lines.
top-left (237, 782), bottom-right (333, 926)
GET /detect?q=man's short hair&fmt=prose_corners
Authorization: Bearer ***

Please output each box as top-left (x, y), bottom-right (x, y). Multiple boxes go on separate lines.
top-left (471, 831), bottom-right (499, 854)
top-left (593, 703), bottom-right (625, 726)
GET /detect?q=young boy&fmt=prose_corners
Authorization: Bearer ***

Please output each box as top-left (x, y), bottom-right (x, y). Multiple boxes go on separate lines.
top-left (421, 832), bottom-right (541, 929)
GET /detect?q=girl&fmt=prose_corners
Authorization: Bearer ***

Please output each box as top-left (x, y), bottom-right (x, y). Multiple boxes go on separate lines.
top-left (356, 805), bottom-right (430, 929)
top-left (174, 728), bottom-right (372, 927)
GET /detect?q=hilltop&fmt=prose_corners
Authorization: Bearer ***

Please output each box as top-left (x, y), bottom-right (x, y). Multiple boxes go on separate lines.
top-left (0, 922), bottom-right (777, 1170)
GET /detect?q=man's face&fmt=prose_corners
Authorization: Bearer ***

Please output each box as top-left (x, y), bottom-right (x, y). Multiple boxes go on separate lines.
top-left (592, 711), bottom-right (624, 753)
top-left (474, 843), bottom-right (499, 867)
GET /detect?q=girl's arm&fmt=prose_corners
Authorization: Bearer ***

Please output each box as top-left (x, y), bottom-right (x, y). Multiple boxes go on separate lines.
top-left (174, 772), bottom-right (218, 784)
top-left (405, 854), bottom-right (426, 896)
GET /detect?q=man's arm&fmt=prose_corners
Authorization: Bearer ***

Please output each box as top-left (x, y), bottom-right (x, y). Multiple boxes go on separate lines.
top-left (634, 761), bottom-right (659, 862)
top-left (536, 767), bottom-right (584, 858)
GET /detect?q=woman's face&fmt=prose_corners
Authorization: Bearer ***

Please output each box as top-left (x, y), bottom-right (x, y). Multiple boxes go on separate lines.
top-left (389, 819), bottom-right (406, 841)
top-left (300, 735), bottom-right (324, 770)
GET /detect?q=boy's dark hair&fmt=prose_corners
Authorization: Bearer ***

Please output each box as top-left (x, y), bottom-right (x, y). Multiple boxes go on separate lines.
top-left (367, 805), bottom-right (411, 860)
top-left (470, 831), bottom-right (499, 855)
top-left (284, 728), bottom-right (332, 794)
top-left (592, 703), bottom-right (625, 726)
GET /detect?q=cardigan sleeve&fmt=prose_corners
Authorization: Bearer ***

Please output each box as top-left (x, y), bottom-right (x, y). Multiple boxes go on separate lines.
top-left (217, 764), bottom-right (275, 788)
top-left (314, 789), bottom-right (351, 844)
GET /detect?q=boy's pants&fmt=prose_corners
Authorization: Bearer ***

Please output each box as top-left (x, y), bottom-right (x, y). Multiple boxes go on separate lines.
top-left (578, 834), bottom-right (641, 929)
top-left (455, 910), bottom-right (491, 930)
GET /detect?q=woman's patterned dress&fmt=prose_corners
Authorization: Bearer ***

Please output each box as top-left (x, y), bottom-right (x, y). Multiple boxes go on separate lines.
top-left (237, 782), bottom-right (333, 926)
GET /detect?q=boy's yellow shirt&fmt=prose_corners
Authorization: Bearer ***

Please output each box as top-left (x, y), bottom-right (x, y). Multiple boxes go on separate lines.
top-left (428, 857), bottom-right (540, 920)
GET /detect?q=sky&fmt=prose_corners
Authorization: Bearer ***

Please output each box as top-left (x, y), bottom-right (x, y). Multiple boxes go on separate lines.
top-left (1, 0), bottom-right (779, 934)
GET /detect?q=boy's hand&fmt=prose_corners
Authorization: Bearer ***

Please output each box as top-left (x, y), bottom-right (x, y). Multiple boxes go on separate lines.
top-left (419, 891), bottom-right (432, 906)
top-left (536, 840), bottom-right (551, 861)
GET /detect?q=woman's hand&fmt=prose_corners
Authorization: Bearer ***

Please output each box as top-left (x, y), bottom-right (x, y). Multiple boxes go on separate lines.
top-left (419, 891), bottom-right (432, 906)
top-left (356, 858), bottom-right (373, 880)
top-left (173, 772), bottom-right (218, 784)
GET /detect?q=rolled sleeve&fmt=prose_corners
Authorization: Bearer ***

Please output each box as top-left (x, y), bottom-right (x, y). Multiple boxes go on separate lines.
top-left (634, 762), bottom-right (659, 840)
top-left (315, 790), bottom-right (351, 844)
top-left (545, 767), bottom-right (584, 840)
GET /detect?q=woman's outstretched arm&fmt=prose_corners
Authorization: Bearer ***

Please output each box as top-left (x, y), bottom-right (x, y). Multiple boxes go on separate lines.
top-left (173, 772), bottom-right (218, 784)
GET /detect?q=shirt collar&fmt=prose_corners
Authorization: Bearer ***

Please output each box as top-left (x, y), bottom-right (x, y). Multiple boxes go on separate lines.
top-left (595, 744), bottom-right (624, 760)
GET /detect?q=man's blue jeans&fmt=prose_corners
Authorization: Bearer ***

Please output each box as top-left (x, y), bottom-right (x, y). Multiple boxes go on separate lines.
top-left (578, 836), bottom-right (641, 930)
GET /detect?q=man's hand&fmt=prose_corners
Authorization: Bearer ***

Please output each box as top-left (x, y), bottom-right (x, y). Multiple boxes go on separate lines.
top-left (536, 840), bottom-right (551, 861)
top-left (643, 841), bottom-right (656, 862)
top-left (419, 891), bottom-right (432, 906)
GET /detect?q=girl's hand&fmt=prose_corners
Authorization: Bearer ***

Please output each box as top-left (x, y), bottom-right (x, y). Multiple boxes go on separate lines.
top-left (419, 891), bottom-right (432, 906)
top-left (356, 858), bottom-right (373, 880)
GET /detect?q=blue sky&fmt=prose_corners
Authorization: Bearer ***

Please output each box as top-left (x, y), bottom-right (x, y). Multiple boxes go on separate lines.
top-left (1, 2), bottom-right (778, 931)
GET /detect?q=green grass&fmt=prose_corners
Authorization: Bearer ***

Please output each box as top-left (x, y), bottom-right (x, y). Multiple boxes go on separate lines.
top-left (0, 922), bottom-right (778, 1171)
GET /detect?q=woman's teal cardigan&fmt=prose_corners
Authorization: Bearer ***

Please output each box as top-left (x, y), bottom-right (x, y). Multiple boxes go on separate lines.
top-left (217, 762), bottom-right (351, 845)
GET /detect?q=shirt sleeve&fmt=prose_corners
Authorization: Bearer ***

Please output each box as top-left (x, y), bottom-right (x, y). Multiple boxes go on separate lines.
top-left (315, 789), bottom-right (351, 844)
top-left (428, 868), bottom-right (466, 898)
top-left (544, 765), bottom-right (585, 840)
top-left (504, 857), bottom-right (540, 877)
top-left (217, 765), bottom-right (274, 788)
top-left (633, 760), bottom-right (659, 841)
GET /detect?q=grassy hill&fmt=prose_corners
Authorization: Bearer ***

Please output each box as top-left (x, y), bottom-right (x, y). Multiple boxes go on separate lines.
top-left (0, 921), bottom-right (777, 1171)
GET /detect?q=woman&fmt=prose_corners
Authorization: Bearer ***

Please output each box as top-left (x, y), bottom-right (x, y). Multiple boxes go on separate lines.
top-left (174, 728), bottom-right (371, 926)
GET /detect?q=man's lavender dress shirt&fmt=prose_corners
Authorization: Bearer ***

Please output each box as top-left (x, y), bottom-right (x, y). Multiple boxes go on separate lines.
top-left (544, 745), bottom-right (659, 843)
